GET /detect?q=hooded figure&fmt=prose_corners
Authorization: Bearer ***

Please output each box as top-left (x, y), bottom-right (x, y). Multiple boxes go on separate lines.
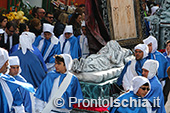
top-left (8, 56), bottom-right (33, 113)
top-left (35, 54), bottom-right (83, 113)
top-left (10, 31), bottom-right (48, 72)
top-left (33, 23), bottom-right (61, 72)
top-left (0, 48), bottom-right (34, 113)
top-left (117, 44), bottom-right (149, 91)
top-left (77, 20), bottom-right (89, 58)
top-left (143, 35), bottom-right (169, 80)
top-left (109, 76), bottom-right (152, 113)
top-left (10, 33), bottom-right (46, 88)
top-left (59, 25), bottom-right (80, 59)
top-left (142, 59), bottom-right (166, 113)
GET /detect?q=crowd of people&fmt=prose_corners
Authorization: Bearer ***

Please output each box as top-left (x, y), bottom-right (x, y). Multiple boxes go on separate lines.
top-left (0, 3), bottom-right (87, 113)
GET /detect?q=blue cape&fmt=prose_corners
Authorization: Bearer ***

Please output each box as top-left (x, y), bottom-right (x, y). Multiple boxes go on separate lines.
top-left (0, 83), bottom-right (9, 113)
top-left (147, 51), bottom-right (169, 79)
top-left (13, 75), bottom-right (32, 113)
top-left (163, 52), bottom-right (170, 64)
top-left (0, 73), bottom-right (35, 113)
top-left (59, 35), bottom-right (80, 59)
top-left (117, 58), bottom-right (147, 86)
top-left (10, 49), bottom-right (46, 88)
top-left (33, 35), bottom-right (61, 63)
top-left (77, 35), bottom-right (86, 57)
top-left (10, 44), bottom-right (48, 72)
top-left (108, 91), bottom-right (148, 113)
top-left (35, 70), bottom-right (83, 110)
top-left (144, 76), bottom-right (166, 113)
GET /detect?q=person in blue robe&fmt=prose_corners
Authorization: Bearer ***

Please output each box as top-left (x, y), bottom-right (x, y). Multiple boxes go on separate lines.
top-left (33, 23), bottom-right (61, 71)
top-left (9, 31), bottom-right (48, 72)
top-left (143, 36), bottom-right (169, 81)
top-left (35, 54), bottom-right (83, 113)
top-left (59, 25), bottom-right (80, 59)
top-left (10, 32), bottom-right (46, 88)
top-left (77, 21), bottom-right (89, 58)
top-left (163, 40), bottom-right (170, 64)
top-left (142, 59), bottom-right (166, 113)
top-left (0, 47), bottom-right (35, 113)
top-left (108, 76), bottom-right (152, 113)
top-left (117, 44), bottom-right (149, 91)
top-left (8, 56), bottom-right (32, 113)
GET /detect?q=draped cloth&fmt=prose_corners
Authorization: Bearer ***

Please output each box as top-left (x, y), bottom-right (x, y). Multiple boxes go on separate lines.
top-left (86, 0), bottom-right (111, 54)
top-left (9, 44), bottom-right (48, 72)
top-left (10, 49), bottom-right (46, 88)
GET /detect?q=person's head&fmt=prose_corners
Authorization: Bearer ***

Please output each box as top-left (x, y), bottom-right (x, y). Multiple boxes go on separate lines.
top-left (79, 4), bottom-right (85, 13)
top-left (37, 7), bottom-right (46, 20)
top-left (45, 12), bottom-right (54, 24)
top-left (63, 25), bottom-right (73, 39)
top-left (19, 32), bottom-right (36, 54)
top-left (30, 18), bottom-right (41, 30)
top-left (132, 76), bottom-right (150, 97)
top-left (81, 21), bottom-right (86, 35)
top-left (0, 15), bottom-right (8, 28)
top-left (166, 40), bottom-right (170, 54)
top-left (143, 36), bottom-right (158, 53)
top-left (9, 56), bottom-right (20, 76)
top-left (69, 7), bottom-right (83, 25)
top-left (42, 23), bottom-right (54, 40)
top-left (142, 59), bottom-right (159, 79)
top-left (134, 44), bottom-right (149, 60)
top-left (5, 21), bottom-right (17, 36)
top-left (54, 54), bottom-right (73, 73)
top-left (19, 23), bottom-right (29, 35)
top-left (0, 48), bottom-right (9, 74)
top-left (57, 13), bottom-right (68, 25)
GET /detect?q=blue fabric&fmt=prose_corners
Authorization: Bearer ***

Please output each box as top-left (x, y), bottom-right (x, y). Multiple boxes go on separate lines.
top-left (10, 49), bottom-right (46, 88)
top-left (33, 35), bottom-right (61, 63)
top-left (147, 51), bottom-right (169, 79)
top-left (35, 70), bottom-right (83, 110)
top-left (0, 73), bottom-right (35, 112)
top-left (6, 81), bottom-right (23, 106)
top-left (77, 35), bottom-right (87, 58)
top-left (163, 52), bottom-right (170, 64)
top-left (117, 61), bottom-right (131, 86)
top-left (59, 35), bottom-right (80, 59)
top-left (9, 44), bottom-right (48, 72)
top-left (13, 75), bottom-right (32, 113)
top-left (144, 76), bottom-right (166, 113)
top-left (117, 58), bottom-right (147, 86)
top-left (0, 83), bottom-right (10, 113)
top-left (108, 91), bottom-right (148, 113)
top-left (61, 39), bottom-right (68, 53)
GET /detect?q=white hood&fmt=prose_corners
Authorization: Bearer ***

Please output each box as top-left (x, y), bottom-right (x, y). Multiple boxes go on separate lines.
top-left (132, 76), bottom-right (150, 96)
top-left (142, 59), bottom-right (159, 79)
top-left (134, 44), bottom-right (149, 59)
top-left (143, 35), bottom-right (158, 53)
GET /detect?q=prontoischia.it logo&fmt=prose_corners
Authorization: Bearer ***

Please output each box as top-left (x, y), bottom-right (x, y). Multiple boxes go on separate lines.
top-left (53, 97), bottom-right (160, 108)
